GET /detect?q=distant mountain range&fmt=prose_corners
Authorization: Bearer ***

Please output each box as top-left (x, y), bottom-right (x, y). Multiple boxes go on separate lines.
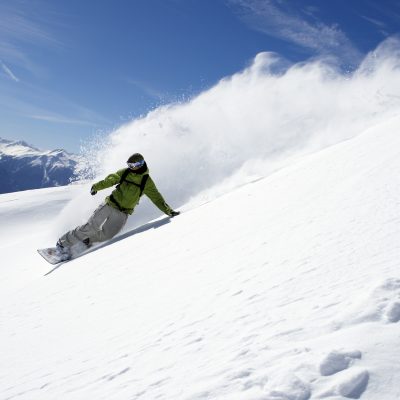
top-left (0, 138), bottom-right (82, 194)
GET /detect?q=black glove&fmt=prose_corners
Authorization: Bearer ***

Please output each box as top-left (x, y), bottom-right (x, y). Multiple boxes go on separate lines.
top-left (90, 186), bottom-right (97, 196)
top-left (169, 210), bottom-right (180, 217)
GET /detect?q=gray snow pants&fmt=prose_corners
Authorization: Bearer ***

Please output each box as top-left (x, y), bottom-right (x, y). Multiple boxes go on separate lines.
top-left (59, 202), bottom-right (128, 247)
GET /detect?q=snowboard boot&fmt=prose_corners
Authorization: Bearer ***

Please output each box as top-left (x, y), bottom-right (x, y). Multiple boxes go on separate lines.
top-left (82, 238), bottom-right (92, 249)
top-left (56, 240), bottom-right (72, 261)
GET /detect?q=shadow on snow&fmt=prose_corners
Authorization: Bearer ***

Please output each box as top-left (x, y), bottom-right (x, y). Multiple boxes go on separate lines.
top-left (44, 216), bottom-right (172, 276)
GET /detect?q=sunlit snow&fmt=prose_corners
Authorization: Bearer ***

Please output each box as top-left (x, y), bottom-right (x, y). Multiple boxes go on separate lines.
top-left (2, 39), bottom-right (400, 399)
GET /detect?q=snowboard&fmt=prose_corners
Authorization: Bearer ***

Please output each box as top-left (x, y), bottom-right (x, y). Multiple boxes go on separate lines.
top-left (37, 247), bottom-right (70, 265)
top-left (38, 241), bottom-right (94, 265)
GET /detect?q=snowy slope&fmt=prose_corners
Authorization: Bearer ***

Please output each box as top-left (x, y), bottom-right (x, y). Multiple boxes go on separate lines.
top-left (0, 138), bottom-right (81, 194)
top-left (1, 116), bottom-right (400, 400)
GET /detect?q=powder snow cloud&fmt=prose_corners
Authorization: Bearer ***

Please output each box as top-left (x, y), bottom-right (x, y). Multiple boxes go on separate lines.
top-left (61, 37), bottom-right (400, 233)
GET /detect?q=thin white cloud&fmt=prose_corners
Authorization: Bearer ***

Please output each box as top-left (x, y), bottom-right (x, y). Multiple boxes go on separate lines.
top-left (1, 61), bottom-right (19, 82)
top-left (361, 15), bottom-right (387, 29)
top-left (360, 15), bottom-right (389, 36)
top-left (0, 1), bottom-right (61, 76)
top-left (0, 87), bottom-right (110, 128)
top-left (28, 114), bottom-right (101, 127)
top-left (228, 0), bottom-right (362, 64)
top-left (126, 78), bottom-right (167, 100)
top-left (0, 2), bottom-right (113, 138)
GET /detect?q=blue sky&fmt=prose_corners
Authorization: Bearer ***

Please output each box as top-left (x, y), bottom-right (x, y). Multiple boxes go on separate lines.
top-left (1, 0), bottom-right (400, 153)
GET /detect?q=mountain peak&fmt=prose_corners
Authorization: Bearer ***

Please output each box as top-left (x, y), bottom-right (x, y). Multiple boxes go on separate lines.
top-left (0, 137), bottom-right (80, 193)
top-left (0, 137), bottom-right (40, 153)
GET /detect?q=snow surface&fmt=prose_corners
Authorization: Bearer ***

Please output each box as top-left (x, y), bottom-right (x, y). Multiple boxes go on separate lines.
top-left (1, 115), bottom-right (400, 400)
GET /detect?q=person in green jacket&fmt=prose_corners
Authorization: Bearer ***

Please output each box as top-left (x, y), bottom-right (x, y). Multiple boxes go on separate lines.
top-left (56, 153), bottom-right (179, 260)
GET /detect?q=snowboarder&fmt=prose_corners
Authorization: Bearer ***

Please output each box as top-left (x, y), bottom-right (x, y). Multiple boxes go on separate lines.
top-left (55, 153), bottom-right (180, 261)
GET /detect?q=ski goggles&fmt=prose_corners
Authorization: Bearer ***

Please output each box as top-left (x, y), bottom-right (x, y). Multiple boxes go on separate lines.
top-left (127, 159), bottom-right (145, 170)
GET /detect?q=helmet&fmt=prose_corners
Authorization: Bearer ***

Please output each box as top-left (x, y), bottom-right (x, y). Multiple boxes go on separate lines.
top-left (127, 153), bottom-right (145, 170)
top-left (127, 153), bottom-right (144, 163)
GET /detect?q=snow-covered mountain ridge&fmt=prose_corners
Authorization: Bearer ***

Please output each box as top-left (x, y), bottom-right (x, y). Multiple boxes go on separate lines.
top-left (1, 115), bottom-right (400, 399)
top-left (0, 137), bottom-right (81, 194)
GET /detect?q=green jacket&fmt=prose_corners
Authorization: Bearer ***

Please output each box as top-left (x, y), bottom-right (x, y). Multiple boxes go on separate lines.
top-left (92, 168), bottom-right (173, 215)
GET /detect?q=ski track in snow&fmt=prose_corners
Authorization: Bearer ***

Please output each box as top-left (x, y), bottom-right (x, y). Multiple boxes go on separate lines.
top-left (1, 117), bottom-right (400, 399)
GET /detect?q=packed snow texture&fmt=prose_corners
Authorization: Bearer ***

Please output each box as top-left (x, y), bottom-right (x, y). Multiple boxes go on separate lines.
top-left (1, 110), bottom-right (400, 399)
top-left (2, 38), bottom-right (400, 399)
